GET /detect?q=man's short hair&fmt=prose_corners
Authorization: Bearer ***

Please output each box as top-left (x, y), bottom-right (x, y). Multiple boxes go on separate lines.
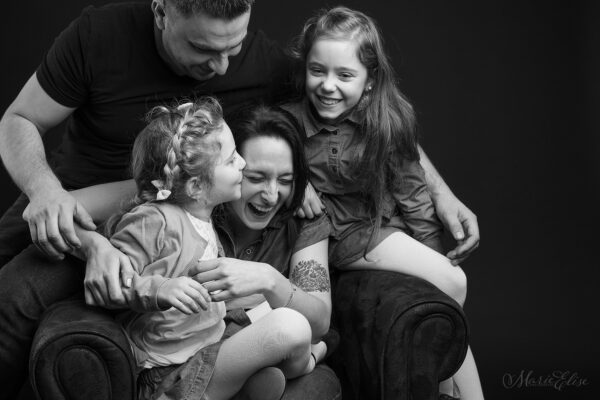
top-left (168, 0), bottom-right (254, 19)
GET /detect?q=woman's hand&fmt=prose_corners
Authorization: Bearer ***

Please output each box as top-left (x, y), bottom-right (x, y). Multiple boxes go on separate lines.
top-left (81, 231), bottom-right (135, 308)
top-left (188, 258), bottom-right (278, 302)
top-left (295, 182), bottom-right (325, 219)
top-left (157, 277), bottom-right (211, 314)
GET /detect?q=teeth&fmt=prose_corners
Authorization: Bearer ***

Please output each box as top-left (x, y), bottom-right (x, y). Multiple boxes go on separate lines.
top-left (253, 204), bottom-right (273, 212)
top-left (318, 96), bottom-right (341, 105)
top-left (249, 203), bottom-right (273, 215)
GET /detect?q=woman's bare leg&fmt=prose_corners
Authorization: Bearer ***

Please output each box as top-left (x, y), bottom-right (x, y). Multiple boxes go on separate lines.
top-left (205, 308), bottom-right (315, 400)
top-left (233, 367), bottom-right (286, 400)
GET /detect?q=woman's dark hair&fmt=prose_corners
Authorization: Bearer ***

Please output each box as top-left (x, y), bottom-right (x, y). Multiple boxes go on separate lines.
top-left (228, 104), bottom-right (309, 219)
top-left (289, 6), bottom-right (420, 247)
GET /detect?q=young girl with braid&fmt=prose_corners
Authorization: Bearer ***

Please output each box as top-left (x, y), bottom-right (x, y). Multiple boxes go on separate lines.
top-left (107, 98), bottom-right (325, 400)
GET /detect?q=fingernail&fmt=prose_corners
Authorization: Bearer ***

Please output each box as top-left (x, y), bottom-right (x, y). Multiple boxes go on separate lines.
top-left (455, 231), bottom-right (464, 240)
top-left (126, 278), bottom-right (132, 287)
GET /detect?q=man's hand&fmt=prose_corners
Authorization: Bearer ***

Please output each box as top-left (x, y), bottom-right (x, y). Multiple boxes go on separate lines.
top-left (23, 189), bottom-right (96, 259)
top-left (82, 234), bottom-right (135, 308)
top-left (157, 277), bottom-right (211, 315)
top-left (432, 191), bottom-right (480, 265)
top-left (296, 182), bottom-right (325, 219)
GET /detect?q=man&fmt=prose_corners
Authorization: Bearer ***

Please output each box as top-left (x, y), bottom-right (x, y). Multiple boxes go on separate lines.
top-left (0, 1), bottom-right (288, 396)
top-left (0, 0), bottom-right (478, 397)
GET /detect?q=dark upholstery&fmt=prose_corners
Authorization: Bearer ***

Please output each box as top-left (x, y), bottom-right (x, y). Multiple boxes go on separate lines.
top-left (329, 271), bottom-right (468, 400)
top-left (30, 271), bottom-right (468, 400)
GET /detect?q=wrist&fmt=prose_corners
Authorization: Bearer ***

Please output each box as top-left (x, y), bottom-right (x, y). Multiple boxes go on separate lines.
top-left (429, 183), bottom-right (454, 199)
top-left (25, 176), bottom-right (64, 200)
top-left (81, 232), bottom-right (109, 259)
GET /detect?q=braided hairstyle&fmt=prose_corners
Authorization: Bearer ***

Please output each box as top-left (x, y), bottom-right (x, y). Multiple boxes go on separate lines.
top-left (106, 97), bottom-right (224, 235)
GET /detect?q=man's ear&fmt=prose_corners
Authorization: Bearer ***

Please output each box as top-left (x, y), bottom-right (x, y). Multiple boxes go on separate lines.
top-left (151, 0), bottom-right (167, 30)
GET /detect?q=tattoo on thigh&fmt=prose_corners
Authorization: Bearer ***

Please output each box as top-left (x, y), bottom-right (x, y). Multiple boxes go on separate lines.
top-left (290, 260), bottom-right (330, 292)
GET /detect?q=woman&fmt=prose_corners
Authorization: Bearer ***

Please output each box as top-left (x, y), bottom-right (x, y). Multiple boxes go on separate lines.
top-left (70, 105), bottom-right (336, 399)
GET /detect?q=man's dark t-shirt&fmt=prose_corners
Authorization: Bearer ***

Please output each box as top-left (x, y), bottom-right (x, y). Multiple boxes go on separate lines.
top-left (36, 2), bottom-right (291, 189)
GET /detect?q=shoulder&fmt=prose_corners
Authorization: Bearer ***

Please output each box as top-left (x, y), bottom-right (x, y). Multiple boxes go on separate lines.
top-left (279, 101), bottom-right (306, 126)
top-left (117, 202), bottom-right (189, 232)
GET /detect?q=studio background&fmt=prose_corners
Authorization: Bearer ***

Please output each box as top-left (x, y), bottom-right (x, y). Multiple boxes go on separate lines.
top-left (1, 1), bottom-right (598, 399)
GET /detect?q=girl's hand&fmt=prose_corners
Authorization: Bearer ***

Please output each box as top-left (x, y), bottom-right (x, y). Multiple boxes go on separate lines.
top-left (157, 277), bottom-right (211, 314)
top-left (295, 182), bottom-right (325, 219)
top-left (188, 258), bottom-right (277, 302)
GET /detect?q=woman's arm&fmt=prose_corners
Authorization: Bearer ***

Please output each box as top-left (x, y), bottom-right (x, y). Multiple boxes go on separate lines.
top-left (285, 238), bottom-right (332, 339)
top-left (70, 179), bottom-right (136, 222)
top-left (189, 238), bottom-right (331, 340)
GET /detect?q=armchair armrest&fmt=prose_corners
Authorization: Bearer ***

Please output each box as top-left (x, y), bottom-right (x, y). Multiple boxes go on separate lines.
top-left (330, 270), bottom-right (469, 400)
top-left (29, 298), bottom-right (137, 400)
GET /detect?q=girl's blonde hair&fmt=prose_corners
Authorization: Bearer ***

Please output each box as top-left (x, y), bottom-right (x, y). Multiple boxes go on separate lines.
top-left (106, 97), bottom-right (224, 235)
top-left (290, 6), bottom-right (420, 248)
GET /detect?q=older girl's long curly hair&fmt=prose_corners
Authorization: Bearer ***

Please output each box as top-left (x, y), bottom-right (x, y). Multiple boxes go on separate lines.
top-left (290, 6), bottom-right (420, 248)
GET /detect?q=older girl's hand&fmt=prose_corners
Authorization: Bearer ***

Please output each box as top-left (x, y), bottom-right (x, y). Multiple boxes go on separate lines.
top-left (188, 258), bottom-right (277, 302)
top-left (295, 182), bottom-right (325, 219)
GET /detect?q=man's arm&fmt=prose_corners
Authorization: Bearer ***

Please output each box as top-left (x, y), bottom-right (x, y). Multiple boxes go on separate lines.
top-left (0, 73), bottom-right (96, 259)
top-left (418, 145), bottom-right (480, 265)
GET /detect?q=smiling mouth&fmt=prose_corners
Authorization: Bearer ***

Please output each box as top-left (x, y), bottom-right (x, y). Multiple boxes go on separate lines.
top-left (248, 203), bottom-right (274, 217)
top-left (317, 95), bottom-right (342, 106)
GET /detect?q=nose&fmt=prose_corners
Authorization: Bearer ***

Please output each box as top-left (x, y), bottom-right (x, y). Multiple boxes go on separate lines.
top-left (321, 74), bottom-right (336, 93)
top-left (208, 53), bottom-right (229, 76)
top-left (238, 155), bottom-right (246, 170)
top-left (261, 180), bottom-right (278, 206)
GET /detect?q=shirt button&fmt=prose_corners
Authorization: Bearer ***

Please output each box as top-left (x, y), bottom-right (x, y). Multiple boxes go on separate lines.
top-left (245, 248), bottom-right (253, 255)
top-left (331, 148), bottom-right (338, 154)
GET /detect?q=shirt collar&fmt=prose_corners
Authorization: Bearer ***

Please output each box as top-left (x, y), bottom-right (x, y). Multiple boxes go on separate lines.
top-left (298, 98), bottom-right (361, 138)
top-left (214, 206), bottom-right (288, 240)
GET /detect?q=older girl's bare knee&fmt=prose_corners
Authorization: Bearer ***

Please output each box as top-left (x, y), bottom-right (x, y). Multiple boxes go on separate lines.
top-left (447, 266), bottom-right (467, 306)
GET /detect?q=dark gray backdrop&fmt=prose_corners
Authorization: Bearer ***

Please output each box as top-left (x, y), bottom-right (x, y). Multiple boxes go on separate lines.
top-left (2, 1), bottom-right (598, 399)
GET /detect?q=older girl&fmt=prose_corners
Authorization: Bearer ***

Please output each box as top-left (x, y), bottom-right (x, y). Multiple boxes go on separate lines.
top-left (285, 7), bottom-right (484, 399)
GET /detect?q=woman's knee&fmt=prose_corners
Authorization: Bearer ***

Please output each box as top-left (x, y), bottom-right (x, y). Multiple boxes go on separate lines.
top-left (264, 308), bottom-right (312, 353)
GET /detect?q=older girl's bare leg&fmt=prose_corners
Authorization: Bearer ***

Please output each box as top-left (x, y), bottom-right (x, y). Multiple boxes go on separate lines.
top-left (343, 232), bottom-right (484, 399)
top-left (342, 231), bottom-right (467, 305)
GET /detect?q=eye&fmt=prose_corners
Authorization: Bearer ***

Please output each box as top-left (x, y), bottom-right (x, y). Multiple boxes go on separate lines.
top-left (308, 66), bottom-right (323, 75)
top-left (278, 178), bottom-right (293, 186)
top-left (243, 174), bottom-right (263, 183)
top-left (339, 72), bottom-right (354, 81)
